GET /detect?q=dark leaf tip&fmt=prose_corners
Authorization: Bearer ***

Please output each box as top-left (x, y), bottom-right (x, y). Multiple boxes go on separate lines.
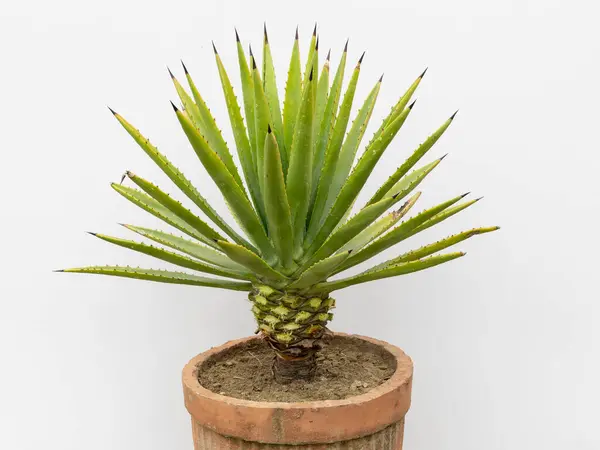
top-left (358, 51), bottom-right (365, 64)
top-left (249, 44), bottom-right (254, 57)
top-left (53, 269), bottom-right (65, 273)
top-left (107, 106), bottom-right (117, 115)
top-left (326, 49), bottom-right (331, 61)
top-left (461, 191), bottom-right (471, 198)
top-left (180, 60), bottom-right (189, 74)
top-left (440, 153), bottom-right (449, 160)
top-left (344, 38), bottom-right (349, 52)
top-left (450, 109), bottom-right (459, 120)
top-left (86, 231), bottom-right (98, 236)
top-left (263, 23), bottom-right (268, 43)
top-left (420, 67), bottom-right (428, 78)
top-left (379, 73), bottom-right (384, 82)
top-left (167, 66), bottom-right (174, 79)
top-left (170, 100), bottom-right (179, 112)
top-left (315, 36), bottom-right (319, 51)
top-left (235, 28), bottom-right (240, 42)
top-left (408, 99), bottom-right (417, 109)
top-left (212, 41), bottom-right (218, 54)
top-left (251, 55), bottom-right (257, 70)
top-left (295, 26), bottom-right (299, 40)
top-left (267, 124), bottom-right (272, 133)
top-left (313, 23), bottom-right (317, 36)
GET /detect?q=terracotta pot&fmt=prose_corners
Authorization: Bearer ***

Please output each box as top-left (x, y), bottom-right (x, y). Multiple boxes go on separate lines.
top-left (182, 332), bottom-right (413, 449)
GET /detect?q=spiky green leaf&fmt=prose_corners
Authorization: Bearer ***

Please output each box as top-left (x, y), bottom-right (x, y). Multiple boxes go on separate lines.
top-left (286, 67), bottom-right (315, 255)
top-left (370, 227), bottom-right (499, 271)
top-left (288, 250), bottom-right (352, 289)
top-left (183, 63), bottom-right (244, 188)
top-left (368, 112), bottom-right (456, 205)
top-left (121, 224), bottom-right (246, 271)
top-left (262, 26), bottom-right (286, 168)
top-left (252, 59), bottom-right (273, 197)
top-left (309, 103), bottom-right (413, 251)
top-left (213, 53), bottom-right (265, 228)
top-left (91, 233), bottom-right (251, 280)
top-left (303, 195), bottom-right (396, 268)
top-left (336, 193), bottom-right (468, 273)
top-left (337, 192), bottom-right (421, 254)
top-left (236, 36), bottom-right (258, 162)
top-left (314, 252), bottom-right (465, 293)
top-left (111, 183), bottom-right (217, 248)
top-left (311, 46), bottom-right (347, 206)
top-left (173, 106), bottom-right (276, 261)
top-left (125, 171), bottom-right (225, 243)
top-left (263, 129), bottom-right (294, 270)
top-left (111, 110), bottom-right (249, 247)
top-left (306, 58), bottom-right (362, 241)
top-left (216, 240), bottom-right (287, 282)
top-left (283, 31), bottom-right (302, 165)
top-left (324, 77), bottom-right (382, 216)
top-left (60, 266), bottom-right (251, 291)
top-left (371, 69), bottom-right (425, 143)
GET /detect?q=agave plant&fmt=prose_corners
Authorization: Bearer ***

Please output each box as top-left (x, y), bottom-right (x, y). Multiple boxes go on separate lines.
top-left (61, 25), bottom-right (498, 382)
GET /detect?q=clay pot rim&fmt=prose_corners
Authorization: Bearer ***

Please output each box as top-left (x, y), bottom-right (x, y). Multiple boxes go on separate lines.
top-left (183, 332), bottom-right (410, 410)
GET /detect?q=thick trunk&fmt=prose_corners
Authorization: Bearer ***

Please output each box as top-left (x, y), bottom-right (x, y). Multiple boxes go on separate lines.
top-left (249, 284), bottom-right (336, 384)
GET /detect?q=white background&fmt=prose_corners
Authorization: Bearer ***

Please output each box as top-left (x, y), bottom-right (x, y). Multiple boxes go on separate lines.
top-left (1, 0), bottom-right (598, 449)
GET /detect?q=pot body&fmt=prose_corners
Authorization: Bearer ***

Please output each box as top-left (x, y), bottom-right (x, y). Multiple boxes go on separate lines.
top-left (182, 333), bottom-right (413, 449)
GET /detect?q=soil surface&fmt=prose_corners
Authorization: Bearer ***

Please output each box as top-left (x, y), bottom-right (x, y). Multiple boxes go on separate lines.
top-left (197, 334), bottom-right (396, 402)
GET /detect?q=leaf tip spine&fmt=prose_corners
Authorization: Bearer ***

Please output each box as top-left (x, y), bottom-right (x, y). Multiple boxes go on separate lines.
top-left (439, 152), bottom-right (449, 161)
top-left (313, 22), bottom-right (317, 36)
top-left (408, 99), bottom-right (417, 109)
top-left (263, 22), bottom-right (268, 43)
top-left (461, 191), bottom-right (471, 199)
top-left (86, 231), bottom-right (98, 236)
top-left (379, 73), bottom-right (384, 82)
top-left (107, 106), bottom-right (117, 116)
top-left (358, 51), bottom-right (365, 64)
top-left (295, 26), bottom-right (299, 40)
top-left (235, 27), bottom-right (240, 42)
top-left (180, 59), bottom-right (189, 74)
top-left (167, 66), bottom-right (174, 79)
top-left (212, 40), bottom-right (218, 54)
top-left (450, 109), bottom-right (459, 120)
top-left (326, 49), bottom-right (331, 61)
top-left (344, 38), bottom-right (349, 52)
top-left (420, 67), bottom-right (428, 78)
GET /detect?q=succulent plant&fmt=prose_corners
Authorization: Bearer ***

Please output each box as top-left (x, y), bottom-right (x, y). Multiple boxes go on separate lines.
top-left (60, 25), bottom-right (498, 382)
